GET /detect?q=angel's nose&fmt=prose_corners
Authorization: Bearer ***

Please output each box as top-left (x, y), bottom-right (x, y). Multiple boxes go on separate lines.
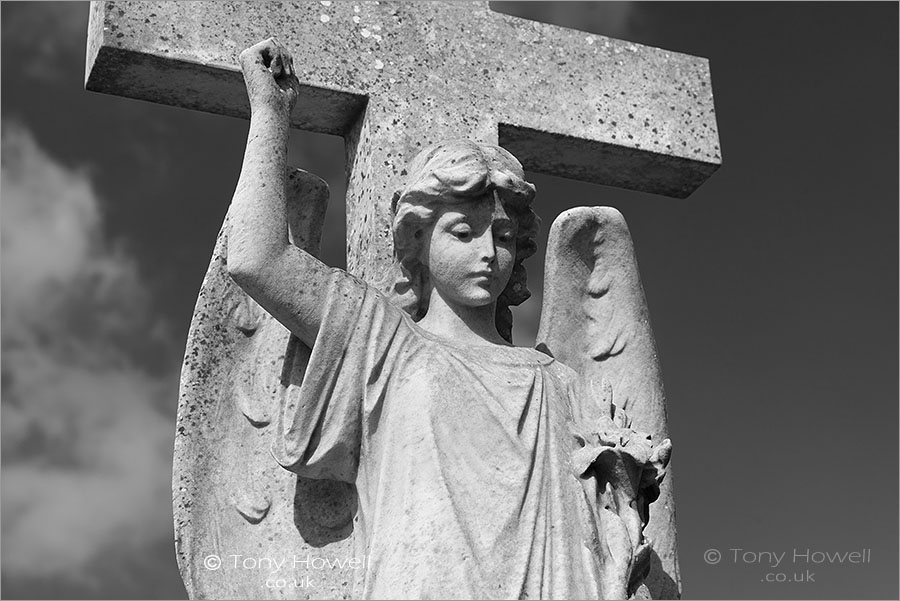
top-left (476, 230), bottom-right (497, 264)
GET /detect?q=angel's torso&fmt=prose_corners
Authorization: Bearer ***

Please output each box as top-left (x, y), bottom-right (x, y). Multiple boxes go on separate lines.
top-left (275, 271), bottom-right (603, 599)
top-left (352, 300), bottom-right (602, 599)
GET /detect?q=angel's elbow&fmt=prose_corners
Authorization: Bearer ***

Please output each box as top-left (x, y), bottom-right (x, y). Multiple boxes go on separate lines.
top-left (227, 253), bottom-right (266, 291)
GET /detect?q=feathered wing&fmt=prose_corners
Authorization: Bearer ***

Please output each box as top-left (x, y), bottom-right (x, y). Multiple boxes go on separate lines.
top-left (536, 206), bottom-right (680, 599)
top-left (174, 169), bottom-right (357, 600)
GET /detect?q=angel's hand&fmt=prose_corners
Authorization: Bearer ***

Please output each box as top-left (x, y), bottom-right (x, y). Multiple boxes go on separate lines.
top-left (239, 38), bottom-right (300, 119)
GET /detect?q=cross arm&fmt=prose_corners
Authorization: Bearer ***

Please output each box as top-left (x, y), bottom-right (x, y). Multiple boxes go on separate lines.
top-left (486, 9), bottom-right (721, 197)
top-left (85, 1), bottom-right (366, 135)
top-left (85, 1), bottom-right (721, 199)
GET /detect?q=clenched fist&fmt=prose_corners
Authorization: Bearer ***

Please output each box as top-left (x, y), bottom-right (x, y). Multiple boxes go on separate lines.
top-left (239, 38), bottom-right (300, 119)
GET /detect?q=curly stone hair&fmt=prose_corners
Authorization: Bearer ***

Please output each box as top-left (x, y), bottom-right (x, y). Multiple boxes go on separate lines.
top-left (380, 140), bottom-right (540, 342)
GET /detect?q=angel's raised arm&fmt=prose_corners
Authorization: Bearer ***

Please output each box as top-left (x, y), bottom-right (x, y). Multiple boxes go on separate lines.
top-left (226, 38), bottom-right (332, 348)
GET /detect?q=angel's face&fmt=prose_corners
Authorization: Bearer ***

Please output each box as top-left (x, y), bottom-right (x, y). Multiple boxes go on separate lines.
top-left (420, 192), bottom-right (516, 309)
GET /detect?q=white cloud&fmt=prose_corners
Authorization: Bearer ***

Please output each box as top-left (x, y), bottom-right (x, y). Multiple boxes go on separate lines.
top-left (1, 124), bottom-right (177, 586)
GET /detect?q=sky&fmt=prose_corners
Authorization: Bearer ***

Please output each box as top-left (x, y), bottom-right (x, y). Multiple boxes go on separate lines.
top-left (1, 1), bottom-right (897, 599)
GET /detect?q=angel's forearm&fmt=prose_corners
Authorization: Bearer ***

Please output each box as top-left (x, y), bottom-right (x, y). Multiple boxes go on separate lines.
top-left (226, 110), bottom-right (327, 346)
top-left (228, 108), bottom-right (291, 271)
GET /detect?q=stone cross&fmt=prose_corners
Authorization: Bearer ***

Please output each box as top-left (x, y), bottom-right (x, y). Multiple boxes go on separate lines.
top-left (86, 1), bottom-right (719, 281)
top-left (86, 2), bottom-right (721, 597)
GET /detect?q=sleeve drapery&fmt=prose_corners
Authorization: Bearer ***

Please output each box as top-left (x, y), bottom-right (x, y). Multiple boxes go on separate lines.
top-left (271, 270), bottom-right (407, 482)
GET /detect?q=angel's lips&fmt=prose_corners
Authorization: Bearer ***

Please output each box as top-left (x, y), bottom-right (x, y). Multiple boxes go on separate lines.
top-left (469, 271), bottom-right (494, 284)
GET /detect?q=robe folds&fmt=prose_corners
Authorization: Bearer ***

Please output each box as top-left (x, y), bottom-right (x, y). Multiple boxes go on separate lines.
top-left (273, 270), bottom-right (603, 599)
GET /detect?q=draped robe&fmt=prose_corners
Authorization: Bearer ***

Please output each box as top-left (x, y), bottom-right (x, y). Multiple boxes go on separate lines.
top-left (273, 271), bottom-right (604, 599)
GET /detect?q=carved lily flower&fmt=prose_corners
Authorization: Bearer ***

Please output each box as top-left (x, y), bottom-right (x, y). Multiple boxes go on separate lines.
top-left (572, 414), bottom-right (671, 495)
top-left (572, 380), bottom-right (672, 599)
top-left (572, 380), bottom-right (671, 500)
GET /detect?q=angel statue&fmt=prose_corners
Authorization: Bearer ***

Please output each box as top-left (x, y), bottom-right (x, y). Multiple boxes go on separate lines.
top-left (174, 39), bottom-right (676, 600)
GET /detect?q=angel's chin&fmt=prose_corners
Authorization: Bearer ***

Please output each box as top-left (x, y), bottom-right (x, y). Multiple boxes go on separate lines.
top-left (434, 281), bottom-right (499, 309)
top-left (454, 290), bottom-right (496, 308)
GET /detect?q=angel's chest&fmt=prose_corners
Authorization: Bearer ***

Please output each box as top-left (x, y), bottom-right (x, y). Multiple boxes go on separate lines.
top-left (370, 351), bottom-right (578, 459)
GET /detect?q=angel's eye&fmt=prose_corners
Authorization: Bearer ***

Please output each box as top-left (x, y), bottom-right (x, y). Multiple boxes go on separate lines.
top-left (451, 225), bottom-right (472, 241)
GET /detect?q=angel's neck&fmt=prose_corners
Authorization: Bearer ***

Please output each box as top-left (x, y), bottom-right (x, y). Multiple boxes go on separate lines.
top-left (417, 292), bottom-right (508, 347)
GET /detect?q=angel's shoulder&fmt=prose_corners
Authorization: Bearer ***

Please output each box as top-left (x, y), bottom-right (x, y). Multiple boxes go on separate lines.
top-left (317, 268), bottom-right (421, 348)
top-left (544, 355), bottom-right (580, 382)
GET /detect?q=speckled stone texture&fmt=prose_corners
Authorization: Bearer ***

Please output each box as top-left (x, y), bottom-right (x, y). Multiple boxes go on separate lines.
top-left (84, 2), bottom-right (720, 598)
top-left (174, 170), bottom-right (363, 599)
top-left (86, 1), bottom-right (719, 277)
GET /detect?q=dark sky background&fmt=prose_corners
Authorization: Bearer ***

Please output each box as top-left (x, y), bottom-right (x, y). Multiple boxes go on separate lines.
top-left (1, 2), bottom-right (897, 599)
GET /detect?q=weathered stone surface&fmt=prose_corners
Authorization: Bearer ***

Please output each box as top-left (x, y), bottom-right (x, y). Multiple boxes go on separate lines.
top-left (87, 1), bottom-right (720, 281)
top-left (538, 206), bottom-right (679, 598)
top-left (174, 170), bottom-right (358, 599)
top-left (216, 135), bottom-right (673, 598)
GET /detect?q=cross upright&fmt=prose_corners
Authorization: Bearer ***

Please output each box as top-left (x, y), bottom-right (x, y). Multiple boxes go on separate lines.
top-left (87, 2), bottom-right (721, 598)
